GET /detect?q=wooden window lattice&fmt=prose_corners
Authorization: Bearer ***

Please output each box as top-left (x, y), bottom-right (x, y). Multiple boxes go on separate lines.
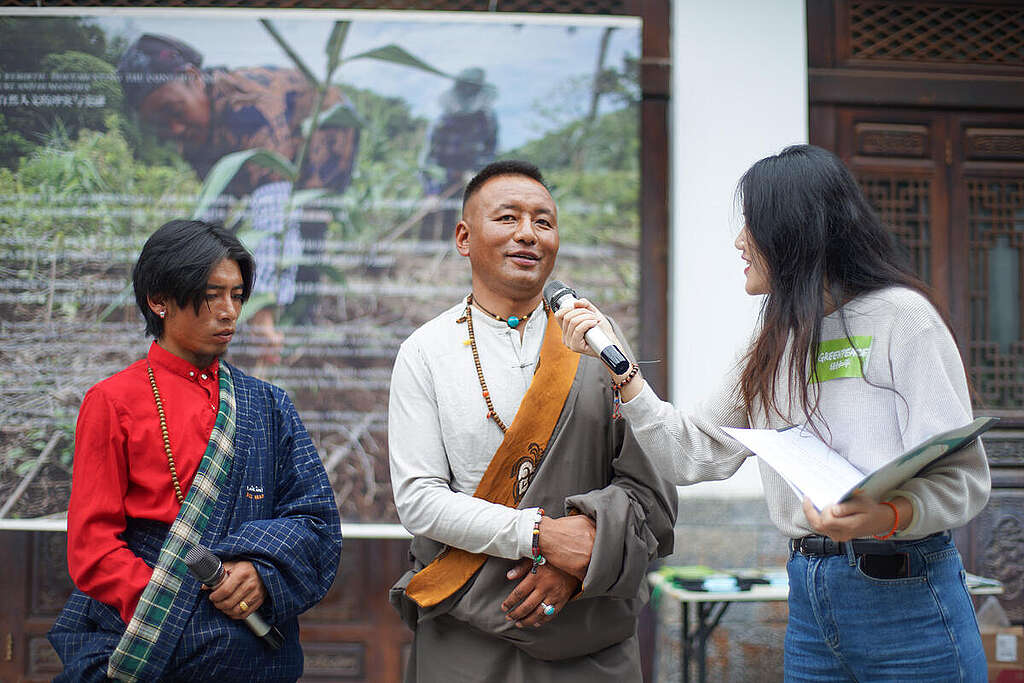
top-left (858, 174), bottom-right (933, 284)
top-left (849, 2), bottom-right (1024, 66)
top-left (968, 179), bottom-right (1024, 409)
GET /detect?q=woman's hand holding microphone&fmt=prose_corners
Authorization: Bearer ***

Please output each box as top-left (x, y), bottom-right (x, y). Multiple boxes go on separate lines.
top-left (553, 298), bottom-right (645, 404)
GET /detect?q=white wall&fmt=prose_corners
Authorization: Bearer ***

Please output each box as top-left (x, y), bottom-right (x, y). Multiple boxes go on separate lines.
top-left (670, 0), bottom-right (808, 498)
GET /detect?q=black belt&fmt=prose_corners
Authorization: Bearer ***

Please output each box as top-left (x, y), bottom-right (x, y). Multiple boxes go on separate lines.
top-left (789, 534), bottom-right (924, 557)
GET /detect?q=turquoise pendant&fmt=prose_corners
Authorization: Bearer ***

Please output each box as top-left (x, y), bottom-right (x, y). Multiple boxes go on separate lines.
top-left (507, 316), bottom-right (520, 329)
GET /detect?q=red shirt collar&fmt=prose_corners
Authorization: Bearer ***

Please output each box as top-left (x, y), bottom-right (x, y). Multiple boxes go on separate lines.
top-left (146, 341), bottom-right (219, 381)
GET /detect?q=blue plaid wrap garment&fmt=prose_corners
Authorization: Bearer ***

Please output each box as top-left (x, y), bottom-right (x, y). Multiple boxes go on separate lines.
top-left (48, 363), bottom-right (343, 682)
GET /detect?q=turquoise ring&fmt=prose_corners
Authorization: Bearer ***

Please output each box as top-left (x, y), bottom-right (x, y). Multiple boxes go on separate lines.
top-left (541, 602), bottom-right (555, 616)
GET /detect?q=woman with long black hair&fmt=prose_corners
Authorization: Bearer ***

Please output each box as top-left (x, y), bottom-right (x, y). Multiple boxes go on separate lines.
top-left (556, 144), bottom-right (990, 681)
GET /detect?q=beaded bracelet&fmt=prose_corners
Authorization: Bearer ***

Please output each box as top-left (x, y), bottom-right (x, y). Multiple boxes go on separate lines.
top-left (531, 508), bottom-right (546, 574)
top-left (873, 500), bottom-right (899, 540)
top-left (611, 363), bottom-right (640, 420)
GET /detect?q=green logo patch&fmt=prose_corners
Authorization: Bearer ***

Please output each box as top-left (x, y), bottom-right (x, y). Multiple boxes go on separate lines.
top-left (813, 336), bottom-right (872, 382)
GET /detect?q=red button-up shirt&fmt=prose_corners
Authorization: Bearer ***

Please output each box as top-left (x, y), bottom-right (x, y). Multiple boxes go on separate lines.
top-left (67, 342), bottom-right (220, 624)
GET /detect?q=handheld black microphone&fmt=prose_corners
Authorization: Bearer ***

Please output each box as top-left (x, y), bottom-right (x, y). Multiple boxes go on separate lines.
top-left (543, 280), bottom-right (631, 375)
top-left (184, 544), bottom-right (284, 650)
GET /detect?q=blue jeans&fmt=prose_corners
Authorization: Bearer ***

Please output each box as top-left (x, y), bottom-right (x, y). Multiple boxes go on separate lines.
top-left (785, 532), bottom-right (986, 682)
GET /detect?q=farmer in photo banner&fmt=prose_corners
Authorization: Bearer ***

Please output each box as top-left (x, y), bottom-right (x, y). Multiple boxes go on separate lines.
top-left (118, 33), bottom-right (361, 352)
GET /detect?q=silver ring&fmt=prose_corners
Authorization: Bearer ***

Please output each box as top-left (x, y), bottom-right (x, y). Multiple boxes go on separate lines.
top-left (541, 602), bottom-right (555, 616)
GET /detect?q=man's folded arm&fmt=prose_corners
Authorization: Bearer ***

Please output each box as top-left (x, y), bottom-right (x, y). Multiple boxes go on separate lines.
top-left (211, 390), bottom-right (342, 624)
top-left (566, 426), bottom-right (678, 599)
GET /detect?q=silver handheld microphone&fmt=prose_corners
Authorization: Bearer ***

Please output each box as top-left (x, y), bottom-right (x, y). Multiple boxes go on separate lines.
top-left (543, 280), bottom-right (631, 375)
top-left (184, 544), bottom-right (284, 650)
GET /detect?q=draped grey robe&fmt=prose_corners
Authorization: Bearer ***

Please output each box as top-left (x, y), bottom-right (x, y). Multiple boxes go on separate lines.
top-left (391, 348), bottom-right (678, 682)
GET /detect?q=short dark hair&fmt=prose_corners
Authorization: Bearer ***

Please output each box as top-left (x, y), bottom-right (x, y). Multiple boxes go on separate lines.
top-left (462, 160), bottom-right (547, 211)
top-left (133, 219), bottom-right (255, 338)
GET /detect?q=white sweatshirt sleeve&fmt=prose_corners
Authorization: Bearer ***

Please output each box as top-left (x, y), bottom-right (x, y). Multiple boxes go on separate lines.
top-left (885, 316), bottom-right (991, 537)
top-left (618, 364), bottom-right (753, 486)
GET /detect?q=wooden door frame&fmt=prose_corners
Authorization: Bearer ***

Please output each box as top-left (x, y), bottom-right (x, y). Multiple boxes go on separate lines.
top-left (948, 110), bottom-right (1024, 426)
top-left (636, 0), bottom-right (671, 398)
top-left (807, 0), bottom-right (1024, 392)
top-left (807, 0), bottom-right (1024, 112)
top-left (807, 0), bottom-right (1024, 625)
top-left (0, 532), bottom-right (28, 681)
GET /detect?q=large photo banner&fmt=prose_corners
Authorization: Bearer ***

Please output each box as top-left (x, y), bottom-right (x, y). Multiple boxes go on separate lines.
top-left (0, 9), bottom-right (642, 525)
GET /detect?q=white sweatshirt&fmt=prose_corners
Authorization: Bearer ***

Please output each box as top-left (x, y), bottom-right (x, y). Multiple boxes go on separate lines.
top-left (620, 286), bottom-right (991, 539)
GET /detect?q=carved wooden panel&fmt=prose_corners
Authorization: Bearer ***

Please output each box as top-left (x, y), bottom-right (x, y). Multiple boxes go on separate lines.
top-left (966, 128), bottom-right (1024, 161)
top-left (831, 109), bottom-right (949, 303)
top-left (28, 636), bottom-right (62, 677)
top-left (857, 174), bottom-right (933, 283)
top-left (303, 553), bottom-right (365, 625)
top-left (302, 642), bottom-right (367, 680)
top-left (847, 2), bottom-right (1024, 67)
top-left (855, 123), bottom-right (929, 158)
top-left (984, 432), bottom-right (1024, 467)
top-left (967, 178), bottom-right (1024, 410)
top-left (30, 530), bottom-right (73, 616)
top-left (964, 491), bottom-right (1024, 623)
top-left (0, 531), bottom-right (28, 682)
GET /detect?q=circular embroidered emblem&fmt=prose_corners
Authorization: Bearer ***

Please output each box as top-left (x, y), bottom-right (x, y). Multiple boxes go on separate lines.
top-left (510, 442), bottom-right (545, 503)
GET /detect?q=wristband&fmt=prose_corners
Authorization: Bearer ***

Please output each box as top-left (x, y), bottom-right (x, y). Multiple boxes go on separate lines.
top-left (873, 500), bottom-right (899, 540)
top-left (531, 508), bottom-right (546, 574)
top-left (611, 363), bottom-right (640, 419)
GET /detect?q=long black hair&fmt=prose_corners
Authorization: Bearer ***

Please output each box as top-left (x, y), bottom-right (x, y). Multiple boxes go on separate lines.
top-left (132, 219), bottom-right (254, 338)
top-left (737, 144), bottom-right (938, 426)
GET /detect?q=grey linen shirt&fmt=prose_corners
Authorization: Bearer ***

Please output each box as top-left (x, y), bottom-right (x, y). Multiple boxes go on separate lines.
top-left (620, 286), bottom-right (991, 539)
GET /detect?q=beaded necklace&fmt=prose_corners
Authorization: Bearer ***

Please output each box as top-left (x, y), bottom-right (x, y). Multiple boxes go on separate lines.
top-left (470, 297), bottom-right (537, 330)
top-left (146, 365), bottom-right (186, 505)
top-left (458, 294), bottom-right (546, 433)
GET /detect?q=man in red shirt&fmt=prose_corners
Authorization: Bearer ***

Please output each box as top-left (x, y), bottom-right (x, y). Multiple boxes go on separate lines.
top-left (49, 219), bottom-right (342, 682)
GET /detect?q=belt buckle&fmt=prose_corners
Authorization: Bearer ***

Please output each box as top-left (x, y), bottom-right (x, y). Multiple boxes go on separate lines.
top-left (809, 536), bottom-right (825, 555)
top-left (798, 536), bottom-right (831, 557)
top-left (795, 536), bottom-right (826, 555)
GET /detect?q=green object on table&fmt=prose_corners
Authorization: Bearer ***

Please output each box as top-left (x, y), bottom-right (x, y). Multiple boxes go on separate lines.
top-left (656, 565), bottom-right (719, 580)
top-left (652, 565), bottom-right (726, 600)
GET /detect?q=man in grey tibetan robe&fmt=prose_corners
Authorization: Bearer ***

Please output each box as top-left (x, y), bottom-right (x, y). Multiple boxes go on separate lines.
top-left (388, 160), bottom-right (677, 681)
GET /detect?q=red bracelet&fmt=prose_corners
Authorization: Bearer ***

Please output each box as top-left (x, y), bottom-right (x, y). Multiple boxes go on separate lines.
top-left (873, 500), bottom-right (899, 540)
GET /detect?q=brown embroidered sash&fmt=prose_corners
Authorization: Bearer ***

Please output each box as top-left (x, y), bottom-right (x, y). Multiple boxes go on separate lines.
top-left (404, 309), bottom-right (580, 608)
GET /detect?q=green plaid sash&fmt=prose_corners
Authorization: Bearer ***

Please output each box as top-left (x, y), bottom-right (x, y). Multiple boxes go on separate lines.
top-left (107, 363), bottom-right (237, 682)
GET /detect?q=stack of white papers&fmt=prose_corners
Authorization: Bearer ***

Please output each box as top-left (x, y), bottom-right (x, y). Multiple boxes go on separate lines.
top-left (723, 417), bottom-right (998, 510)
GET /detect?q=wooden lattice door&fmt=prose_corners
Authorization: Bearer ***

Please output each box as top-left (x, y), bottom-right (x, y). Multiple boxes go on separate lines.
top-left (809, 0), bottom-right (1024, 623)
top-left (950, 117), bottom-right (1024, 621)
top-left (826, 106), bottom-right (1024, 624)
